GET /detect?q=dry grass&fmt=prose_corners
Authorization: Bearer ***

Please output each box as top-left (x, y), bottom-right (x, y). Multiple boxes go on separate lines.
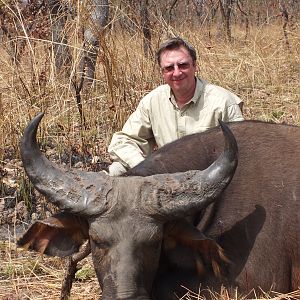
top-left (0, 3), bottom-right (300, 299)
top-left (0, 240), bottom-right (100, 299)
top-left (0, 20), bottom-right (299, 162)
top-left (1, 240), bottom-right (300, 300)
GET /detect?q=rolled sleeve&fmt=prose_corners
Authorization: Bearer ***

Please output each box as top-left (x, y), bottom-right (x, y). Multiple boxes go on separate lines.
top-left (226, 103), bottom-right (244, 121)
top-left (108, 98), bottom-right (154, 169)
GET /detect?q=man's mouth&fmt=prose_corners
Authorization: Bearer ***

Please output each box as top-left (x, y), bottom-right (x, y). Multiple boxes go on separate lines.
top-left (172, 77), bottom-right (185, 82)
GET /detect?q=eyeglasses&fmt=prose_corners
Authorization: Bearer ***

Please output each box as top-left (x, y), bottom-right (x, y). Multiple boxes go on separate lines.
top-left (161, 62), bottom-right (191, 74)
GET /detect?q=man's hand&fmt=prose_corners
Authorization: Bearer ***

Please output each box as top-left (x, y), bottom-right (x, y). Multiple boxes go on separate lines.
top-left (108, 161), bottom-right (127, 176)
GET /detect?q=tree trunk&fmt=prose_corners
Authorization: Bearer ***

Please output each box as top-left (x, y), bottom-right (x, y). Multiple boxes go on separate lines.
top-left (218, 0), bottom-right (234, 42)
top-left (80, 0), bottom-right (109, 85)
top-left (48, 0), bottom-right (72, 72)
top-left (140, 0), bottom-right (152, 57)
top-left (278, 0), bottom-right (290, 47)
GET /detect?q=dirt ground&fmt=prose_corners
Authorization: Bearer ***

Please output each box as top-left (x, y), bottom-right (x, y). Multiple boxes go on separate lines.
top-left (0, 153), bottom-right (107, 299)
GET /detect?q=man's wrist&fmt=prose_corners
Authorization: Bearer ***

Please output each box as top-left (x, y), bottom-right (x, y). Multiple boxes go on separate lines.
top-left (108, 161), bottom-right (127, 176)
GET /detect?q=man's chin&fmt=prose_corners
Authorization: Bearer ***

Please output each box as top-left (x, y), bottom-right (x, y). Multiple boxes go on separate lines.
top-left (171, 83), bottom-right (185, 92)
top-left (170, 79), bottom-right (184, 87)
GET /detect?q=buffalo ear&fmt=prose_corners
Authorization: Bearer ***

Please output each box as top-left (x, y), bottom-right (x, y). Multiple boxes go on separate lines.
top-left (17, 212), bottom-right (89, 257)
top-left (164, 219), bottom-right (229, 277)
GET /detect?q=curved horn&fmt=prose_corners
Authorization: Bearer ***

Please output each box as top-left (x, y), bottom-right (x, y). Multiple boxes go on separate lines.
top-left (142, 120), bottom-right (238, 219)
top-left (20, 113), bottom-right (112, 215)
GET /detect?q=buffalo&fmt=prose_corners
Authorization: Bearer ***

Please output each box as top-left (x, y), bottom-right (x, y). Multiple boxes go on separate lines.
top-left (18, 113), bottom-right (300, 299)
top-left (18, 113), bottom-right (238, 300)
top-left (128, 119), bottom-right (300, 299)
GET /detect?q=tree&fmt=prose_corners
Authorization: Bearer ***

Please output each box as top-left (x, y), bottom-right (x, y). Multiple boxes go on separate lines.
top-left (218, 0), bottom-right (235, 42)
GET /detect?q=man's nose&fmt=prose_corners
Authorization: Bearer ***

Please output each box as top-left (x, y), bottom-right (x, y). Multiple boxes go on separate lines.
top-left (173, 65), bottom-right (182, 76)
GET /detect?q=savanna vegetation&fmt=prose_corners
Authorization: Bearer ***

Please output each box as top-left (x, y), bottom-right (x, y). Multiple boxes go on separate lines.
top-left (0, 0), bottom-right (299, 299)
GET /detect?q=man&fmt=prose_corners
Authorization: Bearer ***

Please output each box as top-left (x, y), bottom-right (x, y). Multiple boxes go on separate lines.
top-left (108, 37), bottom-right (244, 176)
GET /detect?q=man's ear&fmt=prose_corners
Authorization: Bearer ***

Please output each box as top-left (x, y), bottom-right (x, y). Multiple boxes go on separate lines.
top-left (195, 62), bottom-right (199, 73)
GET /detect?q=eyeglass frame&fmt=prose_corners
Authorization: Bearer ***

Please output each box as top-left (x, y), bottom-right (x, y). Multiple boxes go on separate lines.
top-left (161, 61), bottom-right (193, 74)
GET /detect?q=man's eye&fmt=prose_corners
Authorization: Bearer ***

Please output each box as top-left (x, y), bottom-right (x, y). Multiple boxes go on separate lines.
top-left (164, 65), bottom-right (174, 72)
top-left (178, 62), bottom-right (190, 69)
top-left (162, 62), bottom-right (191, 73)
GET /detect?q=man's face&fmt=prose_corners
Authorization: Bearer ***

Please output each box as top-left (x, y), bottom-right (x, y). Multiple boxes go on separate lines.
top-left (160, 46), bottom-right (197, 95)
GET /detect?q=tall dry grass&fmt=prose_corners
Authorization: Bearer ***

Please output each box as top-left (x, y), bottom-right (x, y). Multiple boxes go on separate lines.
top-left (0, 14), bottom-right (299, 163)
top-left (0, 3), bottom-right (300, 299)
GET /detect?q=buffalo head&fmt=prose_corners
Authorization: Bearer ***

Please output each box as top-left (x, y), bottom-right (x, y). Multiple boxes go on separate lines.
top-left (18, 113), bottom-right (238, 299)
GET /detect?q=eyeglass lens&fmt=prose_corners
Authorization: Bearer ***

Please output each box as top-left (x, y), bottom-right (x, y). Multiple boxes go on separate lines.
top-left (162, 62), bottom-right (190, 73)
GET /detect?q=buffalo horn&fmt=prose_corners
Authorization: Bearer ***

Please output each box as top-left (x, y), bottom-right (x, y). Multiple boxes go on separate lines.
top-left (141, 120), bottom-right (238, 219)
top-left (20, 113), bottom-right (113, 215)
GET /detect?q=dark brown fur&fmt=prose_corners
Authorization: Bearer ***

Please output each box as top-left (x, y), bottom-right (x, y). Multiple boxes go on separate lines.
top-left (128, 121), bottom-right (300, 298)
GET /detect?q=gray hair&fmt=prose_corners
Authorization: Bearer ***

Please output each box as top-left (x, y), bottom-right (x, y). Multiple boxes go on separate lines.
top-left (155, 37), bottom-right (197, 66)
